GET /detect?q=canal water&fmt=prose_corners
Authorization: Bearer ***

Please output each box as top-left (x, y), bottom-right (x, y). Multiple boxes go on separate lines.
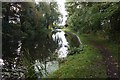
top-left (34, 29), bottom-right (82, 78)
top-left (2, 29), bottom-right (81, 78)
top-left (34, 29), bottom-right (70, 77)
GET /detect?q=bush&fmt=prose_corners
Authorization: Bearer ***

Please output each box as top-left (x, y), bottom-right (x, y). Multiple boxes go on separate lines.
top-left (69, 45), bottom-right (84, 55)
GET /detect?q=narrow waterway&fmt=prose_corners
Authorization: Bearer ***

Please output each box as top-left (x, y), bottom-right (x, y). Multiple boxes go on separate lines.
top-left (35, 29), bottom-right (70, 77)
top-left (52, 29), bottom-right (69, 59)
top-left (1, 28), bottom-right (81, 78)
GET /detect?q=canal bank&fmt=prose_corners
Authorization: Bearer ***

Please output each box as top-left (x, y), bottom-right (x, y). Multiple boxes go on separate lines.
top-left (48, 30), bottom-right (108, 78)
top-left (48, 28), bottom-right (119, 78)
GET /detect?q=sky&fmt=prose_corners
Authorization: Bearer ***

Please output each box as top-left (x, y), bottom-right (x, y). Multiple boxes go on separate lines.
top-left (56, 0), bottom-right (67, 25)
top-left (35, 0), bottom-right (67, 25)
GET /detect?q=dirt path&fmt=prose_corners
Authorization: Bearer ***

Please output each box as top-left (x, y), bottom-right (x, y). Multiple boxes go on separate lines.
top-left (91, 41), bottom-right (119, 78)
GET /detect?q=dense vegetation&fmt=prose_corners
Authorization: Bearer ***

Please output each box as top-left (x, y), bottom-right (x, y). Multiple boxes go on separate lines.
top-left (49, 44), bottom-right (107, 78)
top-left (66, 2), bottom-right (120, 43)
top-left (1, 1), bottom-right (119, 80)
top-left (48, 2), bottom-right (119, 78)
top-left (2, 2), bottom-right (60, 79)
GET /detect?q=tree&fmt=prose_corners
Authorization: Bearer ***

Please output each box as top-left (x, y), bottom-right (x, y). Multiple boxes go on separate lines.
top-left (2, 1), bottom-right (60, 79)
top-left (65, 2), bottom-right (120, 43)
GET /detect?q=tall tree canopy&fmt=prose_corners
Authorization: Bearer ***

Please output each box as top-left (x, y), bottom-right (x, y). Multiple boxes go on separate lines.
top-left (65, 2), bottom-right (120, 43)
top-left (2, 2), bottom-right (60, 79)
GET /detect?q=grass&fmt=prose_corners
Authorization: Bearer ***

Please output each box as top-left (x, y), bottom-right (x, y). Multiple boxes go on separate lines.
top-left (48, 30), bottom-right (108, 78)
top-left (48, 45), bottom-right (107, 78)
top-left (79, 34), bottom-right (119, 63)
top-left (48, 28), bottom-right (119, 78)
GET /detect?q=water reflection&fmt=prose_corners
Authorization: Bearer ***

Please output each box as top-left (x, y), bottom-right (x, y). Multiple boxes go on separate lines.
top-left (33, 29), bottom-right (70, 77)
top-left (52, 29), bottom-right (69, 59)
top-left (34, 60), bottom-right (59, 77)
top-left (34, 29), bottom-right (70, 77)
top-left (22, 33), bottom-right (57, 61)
top-left (2, 29), bottom-right (71, 78)
top-left (21, 32), bottom-right (60, 77)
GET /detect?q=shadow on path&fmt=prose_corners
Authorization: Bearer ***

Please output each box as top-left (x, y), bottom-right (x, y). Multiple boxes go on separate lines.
top-left (91, 41), bottom-right (119, 78)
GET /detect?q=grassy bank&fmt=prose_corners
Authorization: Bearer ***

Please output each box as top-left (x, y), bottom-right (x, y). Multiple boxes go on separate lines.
top-left (48, 28), bottom-right (119, 78)
top-left (48, 29), bottom-right (108, 78)
top-left (63, 28), bottom-right (119, 62)
top-left (48, 45), bottom-right (107, 78)
top-left (79, 34), bottom-right (119, 63)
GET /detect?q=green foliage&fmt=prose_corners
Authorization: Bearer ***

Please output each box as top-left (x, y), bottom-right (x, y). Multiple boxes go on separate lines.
top-left (80, 34), bottom-right (119, 63)
top-left (65, 2), bottom-right (120, 42)
top-left (69, 46), bottom-right (83, 55)
top-left (48, 45), bottom-right (107, 78)
top-left (2, 2), bottom-right (60, 79)
top-left (22, 49), bottom-right (44, 80)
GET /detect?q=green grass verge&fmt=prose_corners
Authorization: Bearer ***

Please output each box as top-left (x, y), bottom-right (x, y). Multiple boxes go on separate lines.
top-left (48, 45), bottom-right (107, 78)
top-left (48, 28), bottom-right (118, 78)
top-left (79, 34), bottom-right (119, 63)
